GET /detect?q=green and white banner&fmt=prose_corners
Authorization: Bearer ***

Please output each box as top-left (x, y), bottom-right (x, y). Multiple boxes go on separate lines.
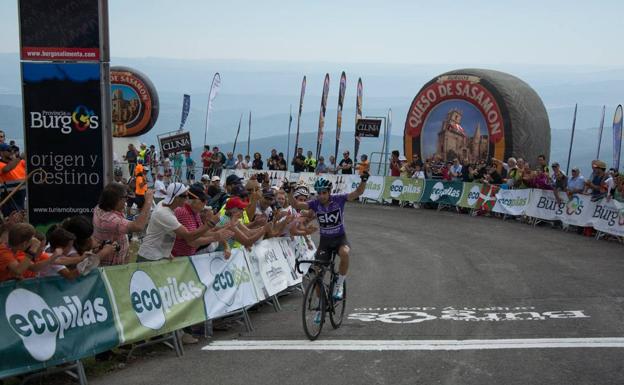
top-left (458, 182), bottom-right (482, 208)
top-left (102, 259), bottom-right (206, 344)
top-left (382, 177), bottom-right (425, 202)
top-left (493, 188), bottom-right (531, 216)
top-left (421, 180), bottom-right (463, 205)
top-left (0, 273), bottom-right (118, 377)
top-left (191, 250), bottom-right (258, 320)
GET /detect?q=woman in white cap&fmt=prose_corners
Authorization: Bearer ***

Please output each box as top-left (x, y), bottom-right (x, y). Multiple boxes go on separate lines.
top-left (137, 183), bottom-right (212, 262)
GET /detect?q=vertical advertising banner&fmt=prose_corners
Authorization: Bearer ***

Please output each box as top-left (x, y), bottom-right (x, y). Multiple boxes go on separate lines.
top-left (613, 105), bottom-right (623, 170)
top-left (102, 259), bottom-right (206, 344)
top-left (316, 74), bottom-right (330, 160)
top-left (294, 76), bottom-right (306, 161)
top-left (23, 62), bottom-right (106, 229)
top-left (354, 78), bottom-right (363, 161)
top-left (0, 273), bottom-right (118, 378)
top-left (18, 0), bottom-right (105, 61)
top-left (179, 94), bottom-right (191, 130)
top-left (334, 71), bottom-right (347, 164)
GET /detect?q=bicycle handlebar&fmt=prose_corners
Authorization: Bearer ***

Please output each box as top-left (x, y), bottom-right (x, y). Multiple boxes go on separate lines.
top-left (295, 259), bottom-right (331, 274)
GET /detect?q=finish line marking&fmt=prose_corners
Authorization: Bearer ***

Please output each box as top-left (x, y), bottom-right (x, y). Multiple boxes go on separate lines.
top-left (203, 338), bottom-right (624, 351)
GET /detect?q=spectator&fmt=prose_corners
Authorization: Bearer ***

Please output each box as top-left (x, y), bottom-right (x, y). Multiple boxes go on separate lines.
top-left (153, 173), bottom-right (167, 204)
top-left (185, 151), bottom-right (196, 183)
top-left (0, 143), bottom-right (27, 217)
top-left (357, 154), bottom-right (370, 176)
top-left (412, 163), bottom-right (426, 179)
top-left (614, 175), bottom-right (624, 202)
top-left (210, 146), bottom-right (226, 177)
top-left (137, 183), bottom-right (212, 262)
top-left (201, 145), bottom-right (213, 175)
top-left (0, 130), bottom-right (5, 144)
top-left (550, 162), bottom-right (567, 203)
top-left (38, 227), bottom-right (79, 279)
top-left (339, 151), bottom-right (354, 174)
top-left (449, 158), bottom-right (463, 181)
top-left (217, 197), bottom-right (268, 252)
top-left (134, 162), bottom-right (148, 210)
top-left (242, 155), bottom-right (251, 169)
top-left (389, 150), bottom-right (401, 177)
top-left (92, 184), bottom-right (153, 265)
top-left (171, 185), bottom-right (233, 258)
top-left (0, 223), bottom-right (58, 282)
top-left (504, 158), bottom-right (520, 189)
top-left (584, 160), bottom-right (611, 201)
top-left (224, 152), bottom-right (236, 170)
top-left (277, 152), bottom-right (287, 171)
top-left (235, 154), bottom-right (245, 169)
top-left (481, 163), bottom-right (503, 185)
top-left (566, 167), bottom-right (585, 196)
top-left (327, 155), bottom-right (337, 174)
top-left (172, 152), bottom-right (184, 182)
top-left (267, 149), bottom-right (280, 170)
top-left (148, 144), bottom-right (159, 182)
top-left (252, 152), bottom-right (264, 170)
top-left (315, 156), bottom-right (328, 174)
top-left (162, 157), bottom-right (172, 183)
top-left (124, 144), bottom-right (138, 176)
top-left (304, 151), bottom-right (317, 172)
top-left (200, 174), bottom-right (210, 191)
top-left (59, 216), bottom-right (114, 270)
top-left (292, 147), bottom-right (306, 172)
top-left (537, 154), bottom-right (550, 174)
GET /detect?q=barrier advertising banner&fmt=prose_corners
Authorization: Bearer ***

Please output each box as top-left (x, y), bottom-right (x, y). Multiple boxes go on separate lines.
top-left (422, 180), bottom-right (463, 205)
top-left (525, 189), bottom-right (594, 227)
top-left (493, 188), bottom-right (531, 216)
top-left (250, 239), bottom-right (292, 297)
top-left (191, 251), bottom-right (258, 320)
top-left (290, 236), bottom-right (316, 279)
top-left (475, 184), bottom-right (500, 213)
top-left (0, 273), bottom-right (118, 378)
top-left (458, 182), bottom-right (482, 209)
top-left (382, 177), bottom-right (425, 202)
top-left (102, 259), bottom-right (206, 344)
top-left (591, 198), bottom-right (624, 237)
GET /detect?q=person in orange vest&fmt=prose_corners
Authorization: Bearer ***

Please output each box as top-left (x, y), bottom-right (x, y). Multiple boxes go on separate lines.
top-left (0, 143), bottom-right (26, 217)
top-left (134, 161), bottom-right (148, 210)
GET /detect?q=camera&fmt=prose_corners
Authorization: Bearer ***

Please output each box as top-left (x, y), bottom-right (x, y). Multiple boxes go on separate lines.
top-left (101, 240), bottom-right (121, 252)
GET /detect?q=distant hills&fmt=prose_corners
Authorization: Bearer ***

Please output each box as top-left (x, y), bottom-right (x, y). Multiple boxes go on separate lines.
top-left (0, 53), bottom-right (622, 175)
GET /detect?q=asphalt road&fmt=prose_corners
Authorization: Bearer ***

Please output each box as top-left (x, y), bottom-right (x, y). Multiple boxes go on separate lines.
top-left (92, 203), bottom-right (624, 385)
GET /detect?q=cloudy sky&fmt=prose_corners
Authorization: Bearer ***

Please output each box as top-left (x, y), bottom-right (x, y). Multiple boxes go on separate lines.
top-left (1, 0), bottom-right (622, 66)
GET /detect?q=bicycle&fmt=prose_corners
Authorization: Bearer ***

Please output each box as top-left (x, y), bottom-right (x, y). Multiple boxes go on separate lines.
top-left (295, 250), bottom-right (347, 341)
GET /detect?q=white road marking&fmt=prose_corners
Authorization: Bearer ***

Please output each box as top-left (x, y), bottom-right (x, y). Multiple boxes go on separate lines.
top-left (203, 338), bottom-right (624, 351)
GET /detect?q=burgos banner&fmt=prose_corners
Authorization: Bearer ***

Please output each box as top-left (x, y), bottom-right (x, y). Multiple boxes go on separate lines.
top-left (0, 273), bottom-right (118, 378)
top-left (382, 177), bottom-right (425, 202)
top-left (102, 259), bottom-right (206, 344)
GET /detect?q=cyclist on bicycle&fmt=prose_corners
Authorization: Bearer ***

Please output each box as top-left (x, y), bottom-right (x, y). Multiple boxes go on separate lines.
top-left (288, 171), bottom-right (369, 300)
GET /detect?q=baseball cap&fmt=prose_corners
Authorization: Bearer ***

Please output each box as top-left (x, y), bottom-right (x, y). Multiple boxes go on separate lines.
top-left (164, 183), bottom-right (188, 205)
top-left (225, 174), bottom-right (242, 185)
top-left (231, 184), bottom-right (247, 197)
top-left (0, 143), bottom-right (11, 152)
top-left (595, 160), bottom-right (607, 169)
top-left (201, 174), bottom-right (210, 181)
top-left (262, 188), bottom-right (275, 199)
top-left (225, 196), bottom-right (248, 210)
top-left (188, 184), bottom-right (208, 202)
top-left (551, 162), bottom-right (560, 168)
top-left (211, 175), bottom-right (221, 182)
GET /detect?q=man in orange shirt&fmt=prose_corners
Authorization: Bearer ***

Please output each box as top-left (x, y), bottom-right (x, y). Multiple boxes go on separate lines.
top-left (0, 223), bottom-right (60, 282)
top-left (0, 143), bottom-right (26, 217)
top-left (356, 154), bottom-right (370, 176)
top-left (134, 162), bottom-right (148, 209)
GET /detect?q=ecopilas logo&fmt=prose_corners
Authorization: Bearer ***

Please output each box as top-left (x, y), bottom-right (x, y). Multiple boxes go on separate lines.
top-left (389, 179), bottom-right (421, 198)
top-left (30, 105), bottom-right (99, 134)
top-left (210, 256), bottom-right (251, 306)
top-left (129, 270), bottom-right (202, 330)
top-left (430, 182), bottom-right (460, 202)
top-left (6, 288), bottom-right (109, 361)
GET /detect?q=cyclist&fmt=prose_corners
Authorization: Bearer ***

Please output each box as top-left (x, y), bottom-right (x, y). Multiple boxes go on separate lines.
top-left (288, 171), bottom-right (369, 302)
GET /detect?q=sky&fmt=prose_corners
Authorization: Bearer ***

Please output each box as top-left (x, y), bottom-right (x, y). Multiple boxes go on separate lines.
top-left (1, 0), bottom-right (623, 66)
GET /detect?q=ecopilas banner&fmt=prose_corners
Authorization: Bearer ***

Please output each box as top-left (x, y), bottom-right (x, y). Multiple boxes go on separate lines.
top-left (0, 273), bottom-right (118, 378)
top-left (102, 259), bottom-right (206, 344)
top-left (492, 188), bottom-right (531, 216)
top-left (457, 182), bottom-right (482, 209)
top-left (382, 177), bottom-right (425, 202)
top-left (191, 250), bottom-right (258, 320)
top-left (421, 180), bottom-right (463, 205)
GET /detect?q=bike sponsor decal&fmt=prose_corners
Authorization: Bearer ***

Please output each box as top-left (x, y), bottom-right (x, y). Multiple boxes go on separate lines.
top-left (349, 306), bottom-right (590, 324)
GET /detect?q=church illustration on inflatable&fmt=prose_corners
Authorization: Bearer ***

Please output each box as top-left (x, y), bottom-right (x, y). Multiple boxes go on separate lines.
top-left (435, 109), bottom-right (488, 163)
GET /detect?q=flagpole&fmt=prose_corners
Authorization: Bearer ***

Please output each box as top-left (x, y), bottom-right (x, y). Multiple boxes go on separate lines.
top-left (287, 105), bottom-right (293, 166)
top-left (596, 105), bottom-right (606, 159)
top-left (232, 113), bottom-right (243, 154)
top-left (203, 73), bottom-right (221, 148)
top-left (246, 110), bottom-right (251, 157)
top-left (294, 76), bottom-right (306, 163)
top-left (565, 103), bottom-right (578, 175)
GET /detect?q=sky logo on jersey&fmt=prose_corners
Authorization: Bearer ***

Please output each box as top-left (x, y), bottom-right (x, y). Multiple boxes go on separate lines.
top-left (317, 209), bottom-right (342, 228)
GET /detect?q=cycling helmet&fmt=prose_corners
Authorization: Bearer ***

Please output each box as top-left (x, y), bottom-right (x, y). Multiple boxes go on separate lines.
top-left (293, 184), bottom-right (310, 198)
top-left (313, 178), bottom-right (332, 193)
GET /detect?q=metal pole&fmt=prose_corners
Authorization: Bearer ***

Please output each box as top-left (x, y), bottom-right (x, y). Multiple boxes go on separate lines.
top-left (367, 116), bottom-right (386, 175)
top-left (565, 103), bottom-right (578, 175)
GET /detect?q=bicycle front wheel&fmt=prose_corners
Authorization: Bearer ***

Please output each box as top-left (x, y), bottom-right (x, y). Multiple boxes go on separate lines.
top-left (329, 279), bottom-right (346, 329)
top-left (302, 278), bottom-right (325, 341)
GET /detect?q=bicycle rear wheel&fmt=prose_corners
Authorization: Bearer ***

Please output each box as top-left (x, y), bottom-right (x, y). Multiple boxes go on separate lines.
top-left (302, 278), bottom-right (325, 340)
top-left (329, 279), bottom-right (346, 329)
